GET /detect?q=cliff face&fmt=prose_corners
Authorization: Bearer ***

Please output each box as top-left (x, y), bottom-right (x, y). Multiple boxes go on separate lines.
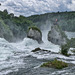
top-left (48, 25), bottom-right (68, 45)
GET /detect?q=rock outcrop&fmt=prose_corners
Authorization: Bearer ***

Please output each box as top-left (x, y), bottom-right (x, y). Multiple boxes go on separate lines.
top-left (48, 25), bottom-right (68, 45)
top-left (27, 26), bottom-right (43, 43)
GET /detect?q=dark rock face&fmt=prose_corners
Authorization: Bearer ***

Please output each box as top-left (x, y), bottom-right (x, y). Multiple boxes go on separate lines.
top-left (27, 28), bottom-right (43, 43)
top-left (31, 47), bottom-right (51, 53)
top-left (48, 25), bottom-right (68, 45)
top-left (32, 47), bottom-right (41, 52)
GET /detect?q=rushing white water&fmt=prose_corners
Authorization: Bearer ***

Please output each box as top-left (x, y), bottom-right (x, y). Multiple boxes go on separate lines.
top-left (0, 31), bottom-right (75, 75)
top-left (65, 31), bottom-right (75, 39)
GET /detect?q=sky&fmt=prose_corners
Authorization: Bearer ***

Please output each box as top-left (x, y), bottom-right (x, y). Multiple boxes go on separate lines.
top-left (0, 0), bottom-right (75, 16)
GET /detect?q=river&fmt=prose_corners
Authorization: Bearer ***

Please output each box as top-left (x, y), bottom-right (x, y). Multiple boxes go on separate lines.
top-left (0, 31), bottom-right (75, 75)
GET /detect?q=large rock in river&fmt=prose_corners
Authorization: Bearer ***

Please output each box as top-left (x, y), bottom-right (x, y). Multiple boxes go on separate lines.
top-left (27, 26), bottom-right (43, 43)
top-left (48, 25), bottom-right (68, 45)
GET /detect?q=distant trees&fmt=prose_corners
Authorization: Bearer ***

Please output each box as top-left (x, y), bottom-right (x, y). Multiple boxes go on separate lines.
top-left (0, 10), bottom-right (34, 34)
top-left (9, 13), bottom-right (14, 18)
top-left (28, 11), bottom-right (75, 32)
top-left (3, 9), bottom-right (8, 14)
top-left (0, 9), bottom-right (75, 33)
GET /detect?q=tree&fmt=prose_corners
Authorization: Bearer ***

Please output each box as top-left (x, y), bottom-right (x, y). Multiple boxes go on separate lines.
top-left (60, 44), bottom-right (70, 56)
top-left (3, 9), bottom-right (8, 14)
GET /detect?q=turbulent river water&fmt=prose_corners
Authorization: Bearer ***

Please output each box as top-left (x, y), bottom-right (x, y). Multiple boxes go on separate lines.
top-left (0, 31), bottom-right (75, 75)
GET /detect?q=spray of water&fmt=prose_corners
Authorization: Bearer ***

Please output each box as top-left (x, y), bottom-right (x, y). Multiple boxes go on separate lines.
top-left (0, 27), bottom-right (75, 74)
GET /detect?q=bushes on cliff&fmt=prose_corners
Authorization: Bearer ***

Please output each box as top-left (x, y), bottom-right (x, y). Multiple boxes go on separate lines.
top-left (60, 43), bottom-right (70, 56)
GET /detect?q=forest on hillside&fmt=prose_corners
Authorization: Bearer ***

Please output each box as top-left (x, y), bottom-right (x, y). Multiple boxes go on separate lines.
top-left (0, 9), bottom-right (75, 42)
top-left (0, 9), bottom-right (75, 32)
top-left (28, 11), bottom-right (75, 32)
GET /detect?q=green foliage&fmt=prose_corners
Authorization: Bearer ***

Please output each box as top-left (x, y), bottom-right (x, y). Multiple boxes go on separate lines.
top-left (3, 9), bottom-right (8, 14)
top-left (0, 18), bottom-right (11, 32)
top-left (0, 18), bottom-right (13, 41)
top-left (28, 11), bottom-right (75, 32)
top-left (60, 43), bottom-right (70, 56)
top-left (0, 9), bottom-right (75, 42)
top-left (12, 15), bottom-right (34, 31)
top-left (0, 10), bottom-right (34, 35)
top-left (41, 59), bottom-right (68, 69)
top-left (0, 10), bottom-right (35, 41)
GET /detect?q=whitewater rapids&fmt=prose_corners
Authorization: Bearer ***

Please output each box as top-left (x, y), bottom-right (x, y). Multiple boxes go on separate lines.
top-left (0, 31), bottom-right (75, 75)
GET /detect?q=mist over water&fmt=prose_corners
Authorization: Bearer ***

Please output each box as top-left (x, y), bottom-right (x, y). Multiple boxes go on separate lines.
top-left (0, 29), bottom-right (75, 74)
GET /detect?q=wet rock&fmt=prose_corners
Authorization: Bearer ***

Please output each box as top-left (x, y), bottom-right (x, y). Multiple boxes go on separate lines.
top-left (32, 47), bottom-right (51, 53)
top-left (32, 47), bottom-right (41, 52)
top-left (48, 25), bottom-right (68, 45)
top-left (27, 26), bottom-right (43, 43)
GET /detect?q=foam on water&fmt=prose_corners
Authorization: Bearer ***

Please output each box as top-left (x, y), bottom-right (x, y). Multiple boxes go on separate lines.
top-left (65, 31), bottom-right (75, 39)
top-left (0, 38), bottom-right (25, 75)
top-left (0, 31), bottom-right (75, 74)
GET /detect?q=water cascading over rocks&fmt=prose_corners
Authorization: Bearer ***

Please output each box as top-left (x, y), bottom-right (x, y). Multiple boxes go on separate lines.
top-left (48, 20), bottom-right (68, 45)
top-left (27, 26), bottom-right (43, 43)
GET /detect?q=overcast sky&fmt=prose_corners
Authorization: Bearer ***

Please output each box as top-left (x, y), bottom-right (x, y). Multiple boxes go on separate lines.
top-left (0, 0), bottom-right (75, 16)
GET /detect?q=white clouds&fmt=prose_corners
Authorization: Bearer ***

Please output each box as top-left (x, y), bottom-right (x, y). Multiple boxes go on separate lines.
top-left (0, 0), bottom-right (74, 16)
top-left (67, 0), bottom-right (75, 11)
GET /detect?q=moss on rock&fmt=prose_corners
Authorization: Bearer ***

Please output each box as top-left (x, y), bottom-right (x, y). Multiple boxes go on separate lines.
top-left (41, 59), bottom-right (68, 69)
top-left (27, 26), bottom-right (43, 43)
top-left (28, 26), bottom-right (42, 35)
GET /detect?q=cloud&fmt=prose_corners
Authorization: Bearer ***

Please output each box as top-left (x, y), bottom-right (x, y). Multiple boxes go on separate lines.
top-left (68, 0), bottom-right (75, 11)
top-left (0, 0), bottom-right (74, 16)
